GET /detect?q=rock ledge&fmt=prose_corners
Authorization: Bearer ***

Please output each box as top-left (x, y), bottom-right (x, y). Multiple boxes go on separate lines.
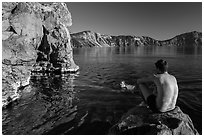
top-left (109, 106), bottom-right (199, 135)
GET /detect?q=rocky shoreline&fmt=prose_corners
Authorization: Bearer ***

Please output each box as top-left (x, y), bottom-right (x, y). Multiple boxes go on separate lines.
top-left (2, 2), bottom-right (79, 108)
top-left (2, 2), bottom-right (200, 135)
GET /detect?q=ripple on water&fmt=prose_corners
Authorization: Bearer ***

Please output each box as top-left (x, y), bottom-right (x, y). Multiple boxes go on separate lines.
top-left (2, 46), bottom-right (202, 134)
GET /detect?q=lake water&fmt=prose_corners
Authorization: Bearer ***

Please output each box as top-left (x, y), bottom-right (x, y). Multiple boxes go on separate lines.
top-left (2, 45), bottom-right (202, 134)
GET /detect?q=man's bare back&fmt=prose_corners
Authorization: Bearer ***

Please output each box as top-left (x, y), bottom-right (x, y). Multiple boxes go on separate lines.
top-left (135, 59), bottom-right (179, 113)
top-left (153, 72), bottom-right (178, 112)
top-left (120, 60), bottom-right (178, 113)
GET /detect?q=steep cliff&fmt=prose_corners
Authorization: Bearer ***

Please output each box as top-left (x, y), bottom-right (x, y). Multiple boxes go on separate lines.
top-left (71, 31), bottom-right (202, 48)
top-left (71, 31), bottom-right (112, 47)
top-left (2, 2), bottom-right (79, 107)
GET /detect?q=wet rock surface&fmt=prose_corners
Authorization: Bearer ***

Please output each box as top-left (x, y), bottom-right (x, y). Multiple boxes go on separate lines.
top-left (109, 106), bottom-right (199, 135)
top-left (2, 2), bottom-right (79, 107)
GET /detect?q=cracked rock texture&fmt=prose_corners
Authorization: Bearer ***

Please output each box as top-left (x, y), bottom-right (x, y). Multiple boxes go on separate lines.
top-left (109, 106), bottom-right (199, 135)
top-left (2, 2), bottom-right (79, 107)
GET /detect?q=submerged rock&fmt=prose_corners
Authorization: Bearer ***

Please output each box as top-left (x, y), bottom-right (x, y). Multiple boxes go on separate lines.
top-left (109, 106), bottom-right (199, 135)
top-left (2, 2), bottom-right (79, 107)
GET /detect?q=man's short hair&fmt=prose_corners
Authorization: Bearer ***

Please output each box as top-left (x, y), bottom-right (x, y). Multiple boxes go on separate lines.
top-left (155, 59), bottom-right (168, 73)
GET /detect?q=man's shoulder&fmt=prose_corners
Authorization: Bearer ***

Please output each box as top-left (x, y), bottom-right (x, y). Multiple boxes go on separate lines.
top-left (153, 73), bottom-right (175, 82)
top-left (168, 74), bottom-right (177, 80)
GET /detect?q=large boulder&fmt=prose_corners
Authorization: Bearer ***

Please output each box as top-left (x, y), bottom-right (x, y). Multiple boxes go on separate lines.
top-left (2, 2), bottom-right (79, 107)
top-left (109, 106), bottom-right (199, 135)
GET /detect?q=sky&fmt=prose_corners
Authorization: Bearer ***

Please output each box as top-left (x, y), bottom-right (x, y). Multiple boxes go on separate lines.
top-left (66, 2), bottom-right (202, 40)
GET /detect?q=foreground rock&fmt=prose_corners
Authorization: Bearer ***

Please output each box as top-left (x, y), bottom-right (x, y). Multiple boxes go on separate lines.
top-left (71, 31), bottom-right (202, 48)
top-left (2, 2), bottom-right (79, 107)
top-left (109, 106), bottom-right (199, 135)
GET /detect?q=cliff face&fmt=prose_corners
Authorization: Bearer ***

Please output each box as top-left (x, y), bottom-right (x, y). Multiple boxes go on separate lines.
top-left (160, 31), bottom-right (202, 46)
top-left (2, 2), bottom-right (79, 107)
top-left (71, 31), bottom-right (112, 47)
top-left (71, 31), bottom-right (202, 48)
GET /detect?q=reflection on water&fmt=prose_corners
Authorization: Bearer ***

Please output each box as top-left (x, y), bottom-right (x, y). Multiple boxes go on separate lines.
top-left (2, 45), bottom-right (202, 135)
top-left (74, 45), bottom-right (202, 57)
top-left (2, 73), bottom-right (79, 135)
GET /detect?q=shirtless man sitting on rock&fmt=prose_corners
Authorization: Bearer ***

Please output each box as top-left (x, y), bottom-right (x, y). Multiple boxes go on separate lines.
top-left (121, 59), bottom-right (178, 113)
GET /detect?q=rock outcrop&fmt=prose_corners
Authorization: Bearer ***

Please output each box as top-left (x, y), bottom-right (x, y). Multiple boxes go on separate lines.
top-left (2, 2), bottom-right (79, 107)
top-left (71, 31), bottom-right (202, 48)
top-left (109, 106), bottom-right (199, 135)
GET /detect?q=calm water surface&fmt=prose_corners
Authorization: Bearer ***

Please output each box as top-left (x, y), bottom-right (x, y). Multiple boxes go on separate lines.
top-left (2, 46), bottom-right (202, 134)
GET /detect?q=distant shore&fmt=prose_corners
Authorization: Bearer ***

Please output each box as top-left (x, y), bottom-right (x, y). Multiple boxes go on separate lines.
top-left (71, 31), bottom-right (202, 48)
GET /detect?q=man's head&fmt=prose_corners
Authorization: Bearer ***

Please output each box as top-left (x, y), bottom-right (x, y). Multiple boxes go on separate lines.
top-left (155, 59), bottom-right (168, 73)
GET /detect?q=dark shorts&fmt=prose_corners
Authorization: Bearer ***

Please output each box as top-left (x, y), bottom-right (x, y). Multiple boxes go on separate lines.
top-left (146, 94), bottom-right (159, 113)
